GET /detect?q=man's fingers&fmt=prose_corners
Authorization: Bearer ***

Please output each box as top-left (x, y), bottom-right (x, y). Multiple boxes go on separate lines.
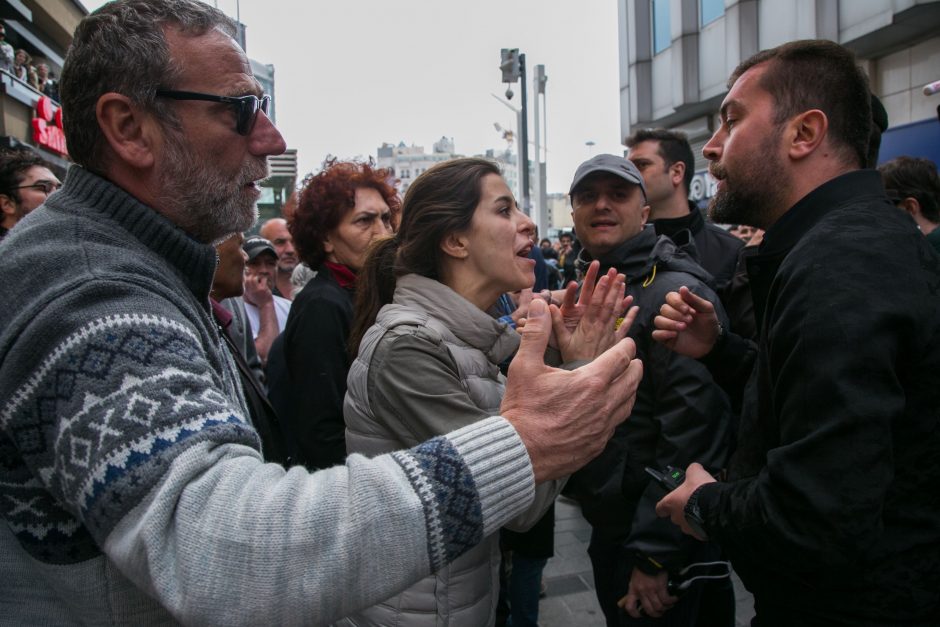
top-left (577, 260), bottom-right (601, 307)
top-left (616, 305), bottom-right (639, 341)
top-left (549, 304), bottom-right (571, 345)
top-left (655, 490), bottom-right (679, 519)
top-left (676, 285), bottom-right (714, 313)
top-left (650, 328), bottom-right (679, 344)
top-left (643, 597), bottom-right (664, 618)
top-left (560, 281), bottom-right (578, 312)
top-left (579, 336), bottom-right (637, 383)
top-left (518, 288), bottom-right (534, 307)
top-left (622, 593), bottom-right (642, 618)
top-left (601, 274), bottom-right (626, 321)
top-left (512, 298), bottom-right (551, 366)
top-left (594, 344), bottom-right (643, 438)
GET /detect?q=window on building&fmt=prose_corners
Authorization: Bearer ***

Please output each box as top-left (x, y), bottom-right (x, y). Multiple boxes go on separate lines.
top-left (700, 0), bottom-right (724, 26)
top-left (652, 0), bottom-right (671, 54)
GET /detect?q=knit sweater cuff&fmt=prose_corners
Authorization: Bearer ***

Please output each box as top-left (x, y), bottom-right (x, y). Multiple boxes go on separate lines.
top-left (445, 416), bottom-right (535, 537)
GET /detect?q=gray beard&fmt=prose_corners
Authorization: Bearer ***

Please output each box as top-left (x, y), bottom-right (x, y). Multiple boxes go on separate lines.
top-left (157, 131), bottom-right (267, 244)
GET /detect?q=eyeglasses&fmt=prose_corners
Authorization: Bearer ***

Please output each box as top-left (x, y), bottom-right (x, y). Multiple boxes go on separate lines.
top-left (155, 90), bottom-right (271, 136)
top-left (14, 181), bottom-right (60, 195)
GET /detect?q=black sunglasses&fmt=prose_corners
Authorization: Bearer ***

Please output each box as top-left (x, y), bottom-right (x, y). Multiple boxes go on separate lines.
top-left (155, 90), bottom-right (271, 136)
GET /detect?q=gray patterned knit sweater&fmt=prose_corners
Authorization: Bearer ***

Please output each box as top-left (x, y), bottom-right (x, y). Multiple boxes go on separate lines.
top-left (0, 166), bottom-right (536, 625)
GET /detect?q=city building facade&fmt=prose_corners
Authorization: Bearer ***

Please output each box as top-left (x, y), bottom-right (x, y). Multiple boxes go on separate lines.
top-left (618, 0), bottom-right (940, 206)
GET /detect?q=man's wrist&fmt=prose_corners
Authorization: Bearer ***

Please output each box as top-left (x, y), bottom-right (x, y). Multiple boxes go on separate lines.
top-left (684, 485), bottom-right (710, 540)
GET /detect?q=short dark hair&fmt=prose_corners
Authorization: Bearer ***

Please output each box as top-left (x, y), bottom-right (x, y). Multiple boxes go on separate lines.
top-left (730, 40), bottom-right (871, 169)
top-left (60, 0), bottom-right (235, 172)
top-left (879, 156), bottom-right (940, 224)
top-left (625, 128), bottom-right (695, 195)
top-left (0, 148), bottom-right (53, 202)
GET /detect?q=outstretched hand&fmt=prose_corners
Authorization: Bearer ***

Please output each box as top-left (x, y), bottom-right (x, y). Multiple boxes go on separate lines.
top-left (651, 286), bottom-right (720, 358)
top-left (501, 299), bottom-right (643, 483)
top-left (552, 260), bottom-right (636, 362)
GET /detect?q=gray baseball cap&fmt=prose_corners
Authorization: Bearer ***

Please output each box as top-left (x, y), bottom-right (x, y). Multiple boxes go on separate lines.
top-left (569, 154), bottom-right (647, 201)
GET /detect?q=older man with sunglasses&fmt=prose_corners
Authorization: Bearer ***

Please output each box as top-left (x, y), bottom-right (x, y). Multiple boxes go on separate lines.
top-left (0, 1), bottom-right (644, 625)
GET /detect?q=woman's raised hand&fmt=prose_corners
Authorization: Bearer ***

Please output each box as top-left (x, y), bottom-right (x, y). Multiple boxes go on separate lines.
top-left (550, 260), bottom-right (637, 363)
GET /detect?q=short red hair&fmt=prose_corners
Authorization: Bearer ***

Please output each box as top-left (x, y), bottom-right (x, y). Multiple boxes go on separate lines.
top-left (290, 157), bottom-right (400, 269)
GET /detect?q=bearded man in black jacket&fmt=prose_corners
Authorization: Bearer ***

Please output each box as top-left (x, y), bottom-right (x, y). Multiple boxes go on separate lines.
top-left (654, 40), bottom-right (940, 627)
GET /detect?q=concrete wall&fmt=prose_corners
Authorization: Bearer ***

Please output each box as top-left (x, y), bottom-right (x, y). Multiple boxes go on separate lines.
top-left (620, 0), bottom-right (940, 143)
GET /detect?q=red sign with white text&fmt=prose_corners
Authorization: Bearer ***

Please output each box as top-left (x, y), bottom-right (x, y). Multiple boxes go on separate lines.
top-left (32, 96), bottom-right (68, 156)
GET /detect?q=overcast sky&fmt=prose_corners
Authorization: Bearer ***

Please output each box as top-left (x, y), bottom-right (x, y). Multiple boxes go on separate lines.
top-left (81, 0), bottom-right (626, 194)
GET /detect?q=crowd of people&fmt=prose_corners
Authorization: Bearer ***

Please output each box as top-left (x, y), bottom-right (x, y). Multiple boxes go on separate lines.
top-left (0, 22), bottom-right (60, 100)
top-left (1, 1), bottom-right (939, 626)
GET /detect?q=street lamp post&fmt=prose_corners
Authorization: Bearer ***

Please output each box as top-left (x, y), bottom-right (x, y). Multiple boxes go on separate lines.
top-left (532, 64), bottom-right (547, 236)
top-left (500, 48), bottom-right (530, 216)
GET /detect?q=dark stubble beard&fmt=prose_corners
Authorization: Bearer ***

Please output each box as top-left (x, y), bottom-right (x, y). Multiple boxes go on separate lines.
top-left (158, 129), bottom-right (269, 244)
top-left (707, 130), bottom-right (788, 230)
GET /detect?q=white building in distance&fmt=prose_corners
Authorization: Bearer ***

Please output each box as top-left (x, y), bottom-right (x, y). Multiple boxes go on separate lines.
top-left (377, 138), bottom-right (520, 199)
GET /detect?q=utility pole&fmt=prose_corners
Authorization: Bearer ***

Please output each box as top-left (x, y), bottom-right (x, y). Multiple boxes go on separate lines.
top-left (532, 64), bottom-right (547, 235)
top-left (518, 53), bottom-right (529, 216)
top-left (500, 48), bottom-right (530, 215)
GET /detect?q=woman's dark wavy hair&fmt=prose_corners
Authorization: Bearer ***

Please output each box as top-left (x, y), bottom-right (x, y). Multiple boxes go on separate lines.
top-left (348, 157), bottom-right (501, 357)
top-left (289, 157), bottom-right (400, 269)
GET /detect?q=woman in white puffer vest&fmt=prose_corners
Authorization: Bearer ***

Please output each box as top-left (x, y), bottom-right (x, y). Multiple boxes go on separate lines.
top-left (339, 157), bottom-right (633, 627)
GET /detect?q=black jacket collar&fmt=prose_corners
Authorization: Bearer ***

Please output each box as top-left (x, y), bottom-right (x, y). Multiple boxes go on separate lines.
top-left (760, 170), bottom-right (886, 257)
top-left (653, 203), bottom-right (704, 238)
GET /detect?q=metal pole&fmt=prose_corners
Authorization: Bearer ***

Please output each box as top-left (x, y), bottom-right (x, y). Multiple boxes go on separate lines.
top-left (532, 66), bottom-right (542, 234)
top-left (519, 53), bottom-right (530, 216)
top-left (533, 64), bottom-right (547, 235)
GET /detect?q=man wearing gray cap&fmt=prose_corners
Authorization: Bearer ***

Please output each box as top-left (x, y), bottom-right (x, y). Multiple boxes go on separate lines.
top-left (563, 154), bottom-right (734, 625)
top-left (234, 235), bottom-right (292, 364)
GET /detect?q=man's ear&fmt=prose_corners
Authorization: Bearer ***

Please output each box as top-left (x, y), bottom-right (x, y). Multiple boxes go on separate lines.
top-left (0, 194), bottom-right (17, 217)
top-left (640, 204), bottom-right (651, 225)
top-left (787, 109), bottom-right (828, 160)
top-left (898, 197), bottom-right (921, 219)
top-left (669, 161), bottom-right (685, 188)
top-left (440, 231), bottom-right (470, 260)
top-left (95, 92), bottom-right (160, 169)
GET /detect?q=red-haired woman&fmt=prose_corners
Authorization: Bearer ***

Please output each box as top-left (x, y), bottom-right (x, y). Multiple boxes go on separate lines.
top-left (268, 158), bottom-right (399, 470)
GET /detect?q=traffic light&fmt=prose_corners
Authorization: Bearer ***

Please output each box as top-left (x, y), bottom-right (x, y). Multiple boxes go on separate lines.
top-left (500, 48), bottom-right (521, 83)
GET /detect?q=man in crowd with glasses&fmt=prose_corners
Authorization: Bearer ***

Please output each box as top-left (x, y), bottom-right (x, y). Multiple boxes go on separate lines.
top-left (0, 148), bottom-right (60, 241)
top-left (0, 1), bottom-right (643, 624)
